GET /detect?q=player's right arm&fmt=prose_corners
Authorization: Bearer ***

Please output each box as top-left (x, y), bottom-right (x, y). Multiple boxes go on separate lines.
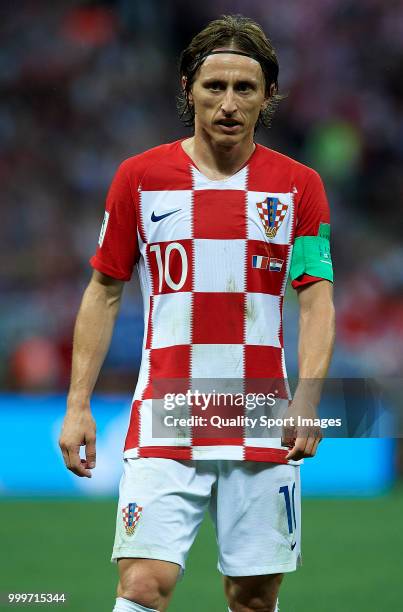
top-left (59, 270), bottom-right (124, 478)
top-left (59, 159), bottom-right (140, 477)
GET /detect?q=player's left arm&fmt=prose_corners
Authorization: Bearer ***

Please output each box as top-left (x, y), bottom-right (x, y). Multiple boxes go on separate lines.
top-left (283, 168), bottom-right (336, 460)
top-left (284, 279), bottom-right (335, 460)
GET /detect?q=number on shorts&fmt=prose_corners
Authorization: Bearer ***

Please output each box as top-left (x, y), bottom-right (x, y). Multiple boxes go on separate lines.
top-left (279, 483), bottom-right (296, 534)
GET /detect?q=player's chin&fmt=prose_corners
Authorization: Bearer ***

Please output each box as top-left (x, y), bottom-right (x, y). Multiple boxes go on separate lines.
top-left (213, 130), bottom-right (244, 146)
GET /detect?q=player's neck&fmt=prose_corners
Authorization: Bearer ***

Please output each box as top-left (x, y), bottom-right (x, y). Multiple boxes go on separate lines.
top-left (182, 133), bottom-right (255, 181)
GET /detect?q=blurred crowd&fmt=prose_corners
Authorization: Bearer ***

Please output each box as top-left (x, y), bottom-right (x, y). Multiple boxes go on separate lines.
top-left (1, 0), bottom-right (403, 391)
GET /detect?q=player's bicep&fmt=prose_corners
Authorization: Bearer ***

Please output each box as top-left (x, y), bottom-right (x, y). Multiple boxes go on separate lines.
top-left (91, 269), bottom-right (125, 290)
top-left (290, 229), bottom-right (333, 285)
top-left (90, 160), bottom-right (140, 282)
top-left (291, 170), bottom-right (333, 289)
top-left (297, 278), bottom-right (333, 311)
top-left (87, 270), bottom-right (125, 307)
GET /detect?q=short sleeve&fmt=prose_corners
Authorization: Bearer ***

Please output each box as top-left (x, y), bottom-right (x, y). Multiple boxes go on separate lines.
top-left (291, 170), bottom-right (333, 289)
top-left (90, 160), bottom-right (140, 281)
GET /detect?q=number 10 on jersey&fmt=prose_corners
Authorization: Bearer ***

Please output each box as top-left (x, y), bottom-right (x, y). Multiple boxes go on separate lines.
top-left (149, 242), bottom-right (190, 293)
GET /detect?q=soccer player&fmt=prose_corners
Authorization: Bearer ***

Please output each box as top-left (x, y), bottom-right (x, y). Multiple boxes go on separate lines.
top-left (59, 14), bottom-right (335, 612)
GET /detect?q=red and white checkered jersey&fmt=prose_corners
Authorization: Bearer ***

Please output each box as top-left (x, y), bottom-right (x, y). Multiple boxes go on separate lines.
top-left (90, 139), bottom-right (331, 463)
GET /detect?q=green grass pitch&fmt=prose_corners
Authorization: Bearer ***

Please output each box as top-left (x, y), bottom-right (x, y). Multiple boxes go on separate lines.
top-left (1, 486), bottom-right (402, 611)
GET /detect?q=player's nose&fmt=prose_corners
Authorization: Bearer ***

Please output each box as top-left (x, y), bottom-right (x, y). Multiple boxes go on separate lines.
top-left (220, 87), bottom-right (238, 114)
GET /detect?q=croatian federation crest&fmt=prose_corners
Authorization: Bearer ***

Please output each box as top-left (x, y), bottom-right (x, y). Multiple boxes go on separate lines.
top-left (122, 502), bottom-right (143, 536)
top-left (256, 197), bottom-right (288, 238)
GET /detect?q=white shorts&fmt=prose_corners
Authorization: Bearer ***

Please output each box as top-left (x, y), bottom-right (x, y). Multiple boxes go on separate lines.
top-left (111, 458), bottom-right (301, 577)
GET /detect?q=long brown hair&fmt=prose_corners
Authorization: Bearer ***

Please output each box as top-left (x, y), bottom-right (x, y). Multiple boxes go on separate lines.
top-left (177, 14), bottom-right (286, 129)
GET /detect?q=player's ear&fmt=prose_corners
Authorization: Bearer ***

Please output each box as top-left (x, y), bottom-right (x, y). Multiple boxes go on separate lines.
top-left (261, 96), bottom-right (269, 112)
top-left (262, 83), bottom-right (276, 111)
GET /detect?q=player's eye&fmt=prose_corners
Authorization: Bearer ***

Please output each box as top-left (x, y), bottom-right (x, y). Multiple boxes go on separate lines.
top-left (237, 82), bottom-right (253, 92)
top-left (206, 81), bottom-right (224, 91)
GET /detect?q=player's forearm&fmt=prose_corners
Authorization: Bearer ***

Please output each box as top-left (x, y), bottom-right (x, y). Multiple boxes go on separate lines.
top-left (298, 299), bottom-right (335, 378)
top-left (67, 276), bottom-right (122, 410)
top-left (294, 289), bottom-right (335, 406)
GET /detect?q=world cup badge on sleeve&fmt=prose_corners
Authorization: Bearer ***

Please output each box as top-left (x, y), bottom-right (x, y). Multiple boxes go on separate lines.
top-left (256, 197), bottom-right (288, 238)
top-left (98, 210), bottom-right (109, 247)
top-left (122, 502), bottom-right (143, 536)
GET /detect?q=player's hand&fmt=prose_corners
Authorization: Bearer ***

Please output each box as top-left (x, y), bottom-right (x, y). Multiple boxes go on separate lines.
top-left (59, 403), bottom-right (97, 478)
top-left (281, 399), bottom-right (322, 461)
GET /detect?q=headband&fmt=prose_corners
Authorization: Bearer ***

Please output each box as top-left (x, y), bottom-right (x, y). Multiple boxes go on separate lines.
top-left (197, 48), bottom-right (261, 63)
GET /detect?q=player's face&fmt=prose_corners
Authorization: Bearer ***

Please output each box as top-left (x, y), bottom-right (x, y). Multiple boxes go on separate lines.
top-left (188, 52), bottom-right (269, 145)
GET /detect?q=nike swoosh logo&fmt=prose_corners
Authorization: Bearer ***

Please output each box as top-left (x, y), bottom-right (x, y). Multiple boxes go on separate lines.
top-left (151, 209), bottom-right (181, 222)
top-left (291, 541), bottom-right (297, 551)
top-left (320, 260), bottom-right (332, 265)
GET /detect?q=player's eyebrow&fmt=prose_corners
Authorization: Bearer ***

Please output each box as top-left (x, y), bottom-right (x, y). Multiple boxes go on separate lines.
top-left (201, 77), bottom-right (259, 88)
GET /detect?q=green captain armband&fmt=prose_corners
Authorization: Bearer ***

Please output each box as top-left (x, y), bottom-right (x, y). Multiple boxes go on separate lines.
top-left (290, 223), bottom-right (334, 282)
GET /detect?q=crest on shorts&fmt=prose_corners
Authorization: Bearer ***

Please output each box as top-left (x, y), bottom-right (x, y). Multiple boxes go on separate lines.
top-left (122, 502), bottom-right (143, 536)
top-left (256, 197), bottom-right (288, 238)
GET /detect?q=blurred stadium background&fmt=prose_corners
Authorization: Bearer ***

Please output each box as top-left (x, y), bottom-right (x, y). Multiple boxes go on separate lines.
top-left (1, 0), bottom-right (402, 610)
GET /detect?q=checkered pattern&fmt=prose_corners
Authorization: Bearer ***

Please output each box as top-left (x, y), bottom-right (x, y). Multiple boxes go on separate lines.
top-left (122, 502), bottom-right (143, 536)
top-left (90, 139), bottom-right (331, 464)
